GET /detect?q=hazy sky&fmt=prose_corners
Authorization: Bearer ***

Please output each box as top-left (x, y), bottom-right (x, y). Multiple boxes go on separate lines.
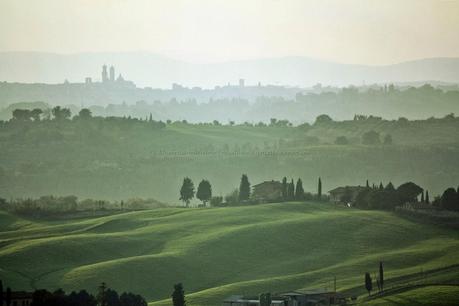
top-left (1, 0), bottom-right (459, 65)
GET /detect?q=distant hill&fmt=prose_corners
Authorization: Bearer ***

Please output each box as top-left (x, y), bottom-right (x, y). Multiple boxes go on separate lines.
top-left (1, 52), bottom-right (459, 88)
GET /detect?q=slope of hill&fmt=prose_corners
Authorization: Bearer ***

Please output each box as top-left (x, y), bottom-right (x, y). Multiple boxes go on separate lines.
top-left (1, 202), bottom-right (459, 305)
top-left (1, 118), bottom-right (459, 202)
top-left (1, 52), bottom-right (459, 88)
top-left (362, 285), bottom-right (459, 305)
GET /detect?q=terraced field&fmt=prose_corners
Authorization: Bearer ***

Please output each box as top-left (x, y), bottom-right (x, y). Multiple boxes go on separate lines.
top-left (1, 202), bottom-right (459, 305)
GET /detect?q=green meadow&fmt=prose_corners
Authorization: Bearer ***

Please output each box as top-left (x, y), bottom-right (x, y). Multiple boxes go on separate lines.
top-left (1, 202), bottom-right (459, 305)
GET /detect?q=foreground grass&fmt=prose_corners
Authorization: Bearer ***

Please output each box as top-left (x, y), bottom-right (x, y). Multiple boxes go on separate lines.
top-left (0, 202), bottom-right (458, 305)
top-left (361, 285), bottom-right (459, 305)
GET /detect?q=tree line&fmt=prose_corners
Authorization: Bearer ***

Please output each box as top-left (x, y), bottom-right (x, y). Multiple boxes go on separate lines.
top-left (0, 280), bottom-right (189, 306)
top-left (178, 175), bottom-right (325, 207)
top-left (0, 196), bottom-right (164, 218)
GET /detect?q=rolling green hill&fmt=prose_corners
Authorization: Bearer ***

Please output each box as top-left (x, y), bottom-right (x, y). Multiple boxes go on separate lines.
top-left (1, 116), bottom-right (459, 202)
top-left (1, 202), bottom-right (459, 305)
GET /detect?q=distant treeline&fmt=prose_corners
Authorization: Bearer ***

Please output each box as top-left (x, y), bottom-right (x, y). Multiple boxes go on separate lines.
top-left (1, 83), bottom-right (459, 122)
top-left (0, 196), bottom-right (164, 218)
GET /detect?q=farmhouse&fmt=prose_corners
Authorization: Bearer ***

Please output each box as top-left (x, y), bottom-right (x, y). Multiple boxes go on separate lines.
top-left (223, 289), bottom-right (347, 306)
top-left (252, 180), bottom-right (283, 201)
top-left (329, 186), bottom-right (366, 203)
top-left (2, 291), bottom-right (33, 306)
top-left (222, 295), bottom-right (286, 306)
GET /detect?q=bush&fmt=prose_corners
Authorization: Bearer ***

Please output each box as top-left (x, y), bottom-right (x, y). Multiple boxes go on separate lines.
top-left (210, 196), bottom-right (224, 207)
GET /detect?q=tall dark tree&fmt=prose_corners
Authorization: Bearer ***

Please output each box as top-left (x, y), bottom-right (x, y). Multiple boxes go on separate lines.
top-left (179, 177), bottom-right (195, 207)
top-left (0, 280), bottom-right (3, 306)
top-left (425, 190), bottom-right (430, 204)
top-left (105, 288), bottom-right (120, 306)
top-left (196, 180), bottom-right (212, 206)
top-left (420, 190), bottom-right (425, 203)
top-left (171, 283), bottom-right (186, 306)
top-left (287, 179), bottom-right (295, 200)
top-left (239, 174), bottom-right (251, 202)
top-left (97, 282), bottom-right (107, 306)
top-left (379, 182), bottom-right (384, 190)
top-left (379, 262), bottom-right (384, 292)
top-left (318, 177), bottom-right (322, 200)
top-left (441, 188), bottom-right (458, 211)
top-left (281, 177), bottom-right (288, 200)
top-left (364, 273), bottom-right (373, 296)
top-left (295, 178), bottom-right (305, 200)
top-left (366, 180), bottom-right (369, 188)
top-left (6, 287), bottom-right (11, 306)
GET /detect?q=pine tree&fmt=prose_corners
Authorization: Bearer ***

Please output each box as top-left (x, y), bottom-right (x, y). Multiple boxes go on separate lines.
top-left (196, 180), bottom-right (212, 206)
top-left (365, 273), bottom-right (372, 296)
top-left (179, 177), bottom-right (195, 207)
top-left (287, 179), bottom-right (295, 200)
top-left (379, 262), bottom-right (384, 292)
top-left (281, 177), bottom-right (288, 201)
top-left (318, 177), bottom-right (322, 200)
top-left (295, 178), bottom-right (305, 200)
top-left (426, 190), bottom-right (430, 203)
top-left (172, 283), bottom-right (186, 306)
top-left (239, 174), bottom-right (251, 202)
top-left (379, 182), bottom-right (384, 190)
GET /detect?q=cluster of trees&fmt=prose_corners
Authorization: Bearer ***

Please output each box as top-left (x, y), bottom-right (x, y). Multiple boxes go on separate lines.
top-left (354, 181), bottom-right (424, 210)
top-left (0, 196), bottom-right (164, 217)
top-left (279, 177), bottom-right (323, 201)
top-left (361, 131), bottom-right (392, 145)
top-left (9, 106), bottom-right (166, 129)
top-left (179, 178), bottom-right (212, 207)
top-left (433, 186), bottom-right (459, 211)
top-left (178, 174), bottom-right (251, 207)
top-left (179, 175), bottom-right (325, 207)
top-left (364, 262), bottom-right (385, 296)
top-left (0, 281), bottom-right (147, 306)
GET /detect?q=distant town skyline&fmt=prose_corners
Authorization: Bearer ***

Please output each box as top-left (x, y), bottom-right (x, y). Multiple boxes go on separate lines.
top-left (1, 0), bottom-right (459, 66)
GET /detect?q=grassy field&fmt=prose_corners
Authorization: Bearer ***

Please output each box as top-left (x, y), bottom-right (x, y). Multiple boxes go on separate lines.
top-left (361, 285), bottom-right (459, 305)
top-left (1, 202), bottom-right (459, 305)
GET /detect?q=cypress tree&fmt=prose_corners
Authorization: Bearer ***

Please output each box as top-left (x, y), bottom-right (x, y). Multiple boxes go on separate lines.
top-left (379, 262), bottom-right (384, 292)
top-left (425, 190), bottom-right (430, 204)
top-left (287, 179), bottom-right (295, 200)
top-left (364, 273), bottom-right (372, 296)
top-left (239, 174), bottom-right (251, 202)
top-left (318, 177), bottom-right (322, 200)
top-left (172, 283), bottom-right (186, 306)
top-left (366, 179), bottom-right (369, 188)
top-left (281, 177), bottom-right (288, 200)
top-left (379, 182), bottom-right (384, 190)
top-left (295, 178), bottom-right (305, 200)
top-left (421, 190), bottom-right (425, 203)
